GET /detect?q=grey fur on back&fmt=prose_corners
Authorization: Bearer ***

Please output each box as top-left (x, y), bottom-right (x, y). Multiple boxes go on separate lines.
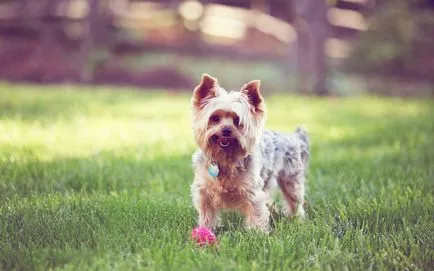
top-left (258, 127), bottom-right (310, 190)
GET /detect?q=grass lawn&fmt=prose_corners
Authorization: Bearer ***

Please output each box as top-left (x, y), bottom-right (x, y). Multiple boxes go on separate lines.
top-left (0, 83), bottom-right (433, 270)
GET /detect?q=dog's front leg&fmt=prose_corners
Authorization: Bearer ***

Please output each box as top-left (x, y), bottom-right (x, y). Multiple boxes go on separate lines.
top-left (192, 184), bottom-right (219, 229)
top-left (198, 197), bottom-right (219, 229)
top-left (244, 192), bottom-right (270, 232)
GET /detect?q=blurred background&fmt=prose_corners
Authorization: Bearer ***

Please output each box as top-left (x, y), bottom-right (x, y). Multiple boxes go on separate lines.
top-left (0, 0), bottom-right (433, 97)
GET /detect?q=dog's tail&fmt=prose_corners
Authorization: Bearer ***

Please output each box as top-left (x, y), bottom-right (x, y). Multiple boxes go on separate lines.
top-left (295, 126), bottom-right (310, 168)
top-left (295, 126), bottom-right (309, 147)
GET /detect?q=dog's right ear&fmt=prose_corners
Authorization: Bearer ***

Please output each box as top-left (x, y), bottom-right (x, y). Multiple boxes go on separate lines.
top-left (241, 80), bottom-right (264, 113)
top-left (192, 74), bottom-right (218, 108)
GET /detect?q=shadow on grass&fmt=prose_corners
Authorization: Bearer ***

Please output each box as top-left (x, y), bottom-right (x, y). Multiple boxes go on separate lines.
top-left (0, 191), bottom-right (197, 270)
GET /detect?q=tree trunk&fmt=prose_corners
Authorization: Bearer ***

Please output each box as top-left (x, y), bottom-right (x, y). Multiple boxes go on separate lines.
top-left (78, 0), bottom-right (100, 82)
top-left (293, 0), bottom-right (330, 95)
top-left (294, 18), bottom-right (310, 94)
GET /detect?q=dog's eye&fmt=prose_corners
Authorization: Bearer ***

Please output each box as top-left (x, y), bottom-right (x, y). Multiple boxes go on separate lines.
top-left (233, 116), bottom-right (240, 126)
top-left (210, 115), bottom-right (220, 123)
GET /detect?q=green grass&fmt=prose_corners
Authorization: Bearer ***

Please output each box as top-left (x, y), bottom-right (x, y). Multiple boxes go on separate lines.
top-left (0, 82), bottom-right (433, 270)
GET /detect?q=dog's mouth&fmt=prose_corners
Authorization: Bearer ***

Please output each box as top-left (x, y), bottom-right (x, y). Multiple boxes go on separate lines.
top-left (218, 137), bottom-right (232, 149)
top-left (210, 135), bottom-right (235, 150)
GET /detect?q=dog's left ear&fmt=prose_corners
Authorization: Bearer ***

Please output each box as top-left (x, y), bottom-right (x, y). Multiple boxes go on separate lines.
top-left (192, 74), bottom-right (219, 108)
top-left (241, 80), bottom-right (264, 112)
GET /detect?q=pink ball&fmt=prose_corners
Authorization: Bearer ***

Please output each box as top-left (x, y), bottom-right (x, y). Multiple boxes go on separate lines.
top-left (191, 227), bottom-right (217, 246)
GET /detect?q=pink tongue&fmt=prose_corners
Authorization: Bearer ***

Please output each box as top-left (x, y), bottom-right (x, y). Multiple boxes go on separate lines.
top-left (218, 137), bottom-right (231, 146)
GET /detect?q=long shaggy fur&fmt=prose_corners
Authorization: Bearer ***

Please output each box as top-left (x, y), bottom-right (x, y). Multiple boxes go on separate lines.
top-left (190, 74), bottom-right (310, 232)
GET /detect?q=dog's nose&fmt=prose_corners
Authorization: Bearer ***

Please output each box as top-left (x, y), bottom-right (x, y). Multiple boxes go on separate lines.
top-left (222, 126), bottom-right (232, 136)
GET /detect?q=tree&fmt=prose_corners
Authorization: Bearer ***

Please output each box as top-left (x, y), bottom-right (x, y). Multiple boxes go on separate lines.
top-left (292, 0), bottom-right (330, 95)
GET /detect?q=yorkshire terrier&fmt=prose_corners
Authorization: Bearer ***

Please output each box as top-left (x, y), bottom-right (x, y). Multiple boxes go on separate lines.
top-left (190, 74), bottom-right (309, 232)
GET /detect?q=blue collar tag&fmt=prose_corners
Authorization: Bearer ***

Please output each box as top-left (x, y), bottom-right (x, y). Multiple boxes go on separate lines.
top-left (208, 162), bottom-right (219, 178)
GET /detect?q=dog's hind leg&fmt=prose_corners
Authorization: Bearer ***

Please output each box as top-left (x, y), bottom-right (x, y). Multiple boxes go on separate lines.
top-left (277, 173), bottom-right (306, 219)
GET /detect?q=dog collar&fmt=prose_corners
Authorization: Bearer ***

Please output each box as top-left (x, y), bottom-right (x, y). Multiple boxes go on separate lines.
top-left (208, 162), bottom-right (219, 178)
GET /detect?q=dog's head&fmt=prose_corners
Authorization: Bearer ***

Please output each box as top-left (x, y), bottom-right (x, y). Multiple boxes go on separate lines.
top-left (191, 74), bottom-right (266, 163)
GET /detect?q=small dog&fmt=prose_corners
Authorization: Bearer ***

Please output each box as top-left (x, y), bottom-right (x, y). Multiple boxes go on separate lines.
top-left (190, 74), bottom-right (309, 232)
